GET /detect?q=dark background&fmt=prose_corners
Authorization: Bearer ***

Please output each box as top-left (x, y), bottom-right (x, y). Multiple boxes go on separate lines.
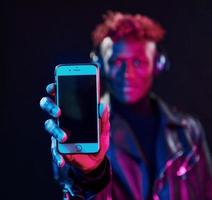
top-left (2, 0), bottom-right (212, 199)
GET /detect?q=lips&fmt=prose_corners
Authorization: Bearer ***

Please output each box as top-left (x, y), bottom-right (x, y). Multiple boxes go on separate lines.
top-left (123, 86), bottom-right (137, 94)
top-left (115, 79), bottom-right (138, 87)
top-left (113, 82), bottom-right (138, 94)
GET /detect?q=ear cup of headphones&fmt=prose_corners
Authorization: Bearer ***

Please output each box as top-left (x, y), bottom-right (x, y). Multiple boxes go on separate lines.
top-left (154, 47), bottom-right (170, 76)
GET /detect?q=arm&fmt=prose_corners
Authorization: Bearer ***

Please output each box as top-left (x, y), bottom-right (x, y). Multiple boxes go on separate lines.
top-left (53, 155), bottom-right (111, 200)
top-left (196, 121), bottom-right (212, 199)
top-left (183, 117), bottom-right (212, 199)
top-left (40, 83), bottom-right (111, 199)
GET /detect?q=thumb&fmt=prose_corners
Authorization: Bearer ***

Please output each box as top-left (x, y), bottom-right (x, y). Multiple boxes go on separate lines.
top-left (99, 103), bottom-right (110, 118)
top-left (100, 103), bottom-right (110, 136)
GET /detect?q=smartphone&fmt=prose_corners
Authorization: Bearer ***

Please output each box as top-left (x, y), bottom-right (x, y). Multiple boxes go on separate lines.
top-left (55, 63), bottom-right (100, 154)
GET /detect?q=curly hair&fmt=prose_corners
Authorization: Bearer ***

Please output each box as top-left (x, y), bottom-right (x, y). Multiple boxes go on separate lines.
top-left (92, 11), bottom-right (165, 47)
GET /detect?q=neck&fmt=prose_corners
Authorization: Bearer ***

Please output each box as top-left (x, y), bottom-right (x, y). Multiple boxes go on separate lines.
top-left (110, 94), bottom-right (154, 117)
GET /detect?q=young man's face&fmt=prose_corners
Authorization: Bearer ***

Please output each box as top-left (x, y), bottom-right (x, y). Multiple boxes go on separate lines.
top-left (101, 37), bottom-right (156, 104)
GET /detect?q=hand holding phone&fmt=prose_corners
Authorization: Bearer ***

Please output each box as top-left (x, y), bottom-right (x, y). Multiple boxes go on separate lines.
top-left (40, 64), bottom-right (110, 173)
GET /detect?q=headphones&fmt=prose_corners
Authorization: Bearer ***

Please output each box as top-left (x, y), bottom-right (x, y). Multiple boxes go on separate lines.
top-left (90, 43), bottom-right (170, 77)
top-left (90, 42), bottom-right (170, 96)
top-left (153, 45), bottom-right (170, 75)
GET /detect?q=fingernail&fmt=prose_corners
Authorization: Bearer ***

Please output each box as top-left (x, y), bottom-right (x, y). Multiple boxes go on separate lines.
top-left (99, 104), bottom-right (104, 118)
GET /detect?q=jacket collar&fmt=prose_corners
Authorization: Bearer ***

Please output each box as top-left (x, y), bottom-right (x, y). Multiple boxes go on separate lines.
top-left (110, 93), bottom-right (186, 174)
top-left (153, 94), bottom-right (185, 178)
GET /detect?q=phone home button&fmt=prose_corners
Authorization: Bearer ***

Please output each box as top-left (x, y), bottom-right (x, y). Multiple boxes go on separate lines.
top-left (75, 145), bottom-right (82, 152)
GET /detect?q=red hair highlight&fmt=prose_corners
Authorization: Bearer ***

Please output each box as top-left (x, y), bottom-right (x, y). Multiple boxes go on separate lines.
top-left (92, 11), bottom-right (165, 47)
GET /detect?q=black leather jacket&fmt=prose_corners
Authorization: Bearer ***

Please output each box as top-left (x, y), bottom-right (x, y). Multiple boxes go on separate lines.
top-left (56, 95), bottom-right (212, 200)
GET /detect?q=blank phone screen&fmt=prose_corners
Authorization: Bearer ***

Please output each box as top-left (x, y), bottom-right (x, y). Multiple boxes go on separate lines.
top-left (58, 75), bottom-right (98, 143)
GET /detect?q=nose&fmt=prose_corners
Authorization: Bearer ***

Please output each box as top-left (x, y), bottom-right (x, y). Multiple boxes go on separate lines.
top-left (124, 60), bottom-right (135, 79)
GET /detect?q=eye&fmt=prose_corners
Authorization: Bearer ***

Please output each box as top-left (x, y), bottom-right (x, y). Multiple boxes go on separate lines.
top-left (133, 59), bottom-right (142, 67)
top-left (109, 58), bottom-right (123, 68)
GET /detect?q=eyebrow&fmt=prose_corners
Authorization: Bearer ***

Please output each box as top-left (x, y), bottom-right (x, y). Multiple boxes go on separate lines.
top-left (110, 54), bottom-right (148, 61)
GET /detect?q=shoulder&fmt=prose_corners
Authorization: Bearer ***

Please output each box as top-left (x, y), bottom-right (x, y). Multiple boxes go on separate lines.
top-left (153, 93), bottom-right (205, 144)
top-left (180, 113), bottom-right (205, 145)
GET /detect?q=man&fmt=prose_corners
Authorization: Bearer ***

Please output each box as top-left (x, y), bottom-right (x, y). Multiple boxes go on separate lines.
top-left (40, 11), bottom-right (212, 199)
